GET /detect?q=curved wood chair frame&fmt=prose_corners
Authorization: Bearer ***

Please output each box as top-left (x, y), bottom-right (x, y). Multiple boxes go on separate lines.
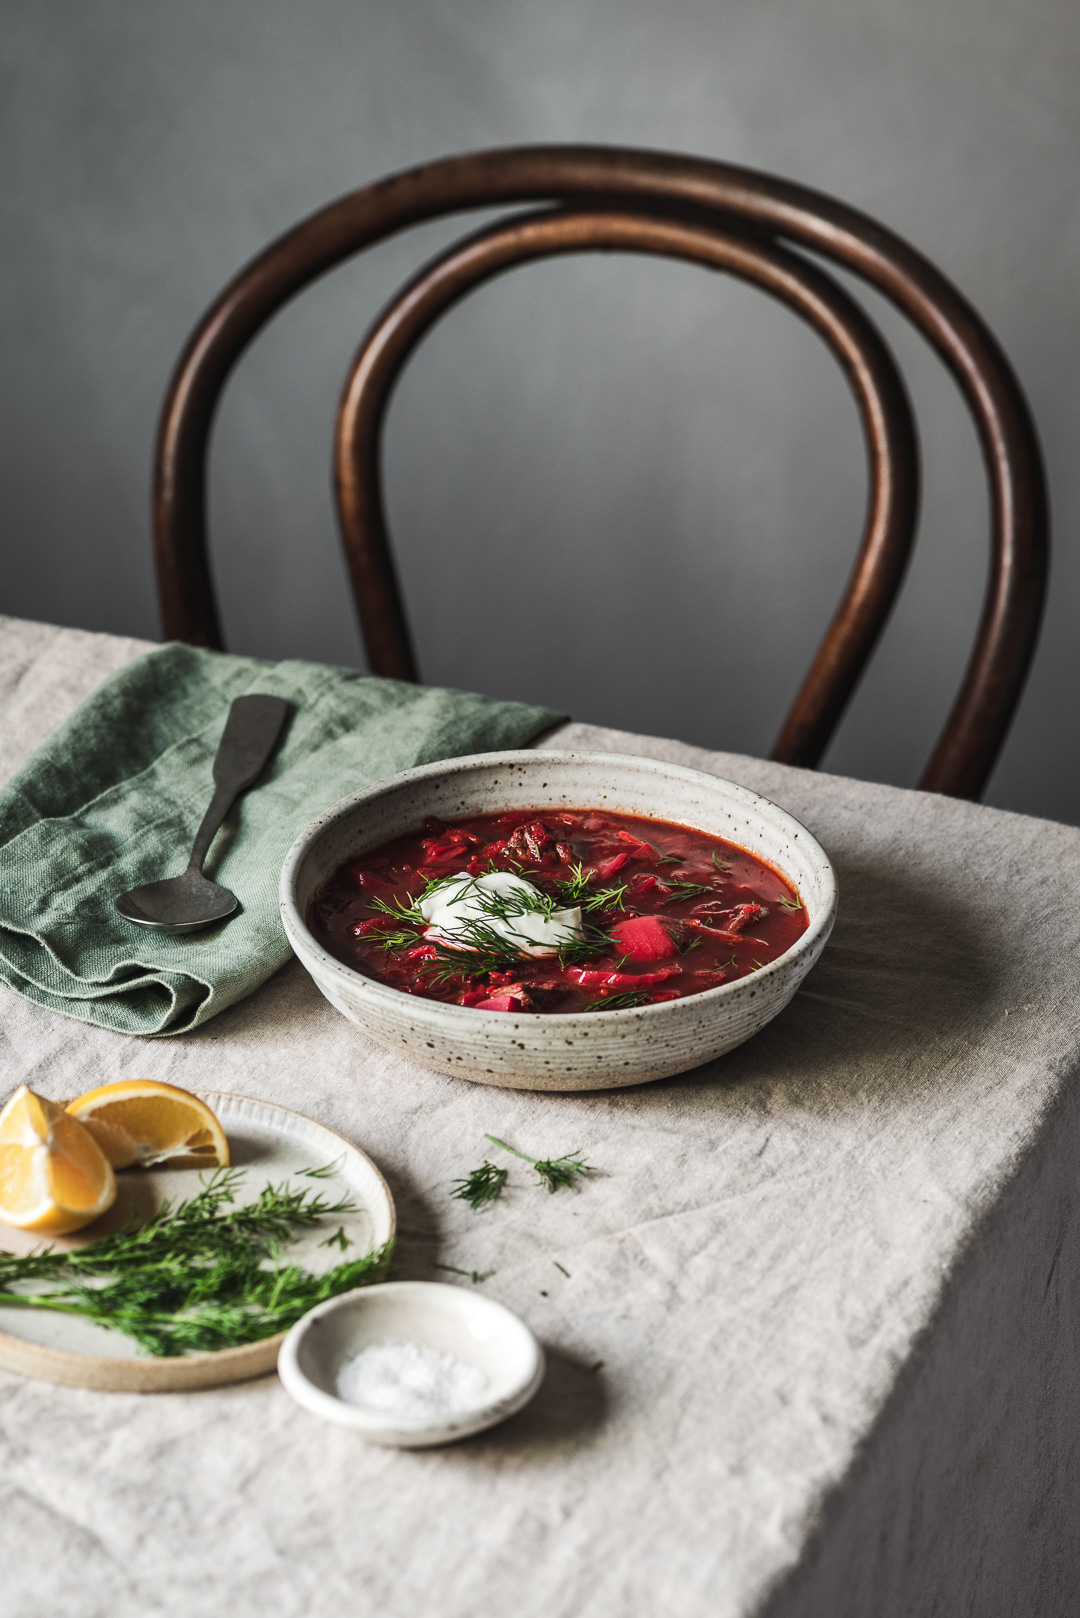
top-left (154, 145), bottom-right (1049, 799)
top-left (335, 208), bottom-right (919, 774)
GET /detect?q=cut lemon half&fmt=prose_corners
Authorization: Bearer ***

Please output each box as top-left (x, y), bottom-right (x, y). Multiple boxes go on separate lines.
top-left (65, 1080), bottom-right (229, 1170)
top-left (0, 1085), bottom-right (117, 1235)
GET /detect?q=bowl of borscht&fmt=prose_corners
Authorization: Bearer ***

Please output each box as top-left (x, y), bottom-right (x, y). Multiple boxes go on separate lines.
top-left (279, 751), bottom-right (836, 1091)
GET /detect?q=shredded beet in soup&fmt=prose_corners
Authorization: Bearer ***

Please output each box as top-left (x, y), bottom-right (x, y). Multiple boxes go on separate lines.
top-left (308, 808), bottom-right (808, 1014)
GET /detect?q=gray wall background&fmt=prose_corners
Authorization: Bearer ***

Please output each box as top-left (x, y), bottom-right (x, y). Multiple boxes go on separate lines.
top-left (2, 0), bottom-right (1077, 820)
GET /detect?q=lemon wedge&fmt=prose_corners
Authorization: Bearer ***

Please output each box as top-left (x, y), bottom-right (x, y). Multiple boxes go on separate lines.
top-left (65, 1080), bottom-right (229, 1170)
top-left (0, 1085), bottom-right (117, 1235)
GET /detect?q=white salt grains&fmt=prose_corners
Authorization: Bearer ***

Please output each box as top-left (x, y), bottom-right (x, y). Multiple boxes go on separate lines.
top-left (336, 1340), bottom-right (488, 1418)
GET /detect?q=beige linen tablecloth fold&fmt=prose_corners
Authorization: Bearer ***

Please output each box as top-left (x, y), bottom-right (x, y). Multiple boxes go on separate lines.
top-left (0, 616), bottom-right (1077, 1618)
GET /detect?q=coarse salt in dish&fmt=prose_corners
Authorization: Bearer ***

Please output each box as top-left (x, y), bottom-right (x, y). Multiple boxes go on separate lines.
top-left (277, 1281), bottom-right (545, 1446)
top-left (337, 1339), bottom-right (488, 1417)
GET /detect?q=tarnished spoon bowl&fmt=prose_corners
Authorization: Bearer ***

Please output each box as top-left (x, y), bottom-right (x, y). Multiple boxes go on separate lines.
top-left (115, 871), bottom-right (239, 932)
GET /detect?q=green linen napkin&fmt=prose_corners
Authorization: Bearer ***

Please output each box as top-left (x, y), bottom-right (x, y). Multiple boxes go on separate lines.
top-left (0, 644), bottom-right (563, 1037)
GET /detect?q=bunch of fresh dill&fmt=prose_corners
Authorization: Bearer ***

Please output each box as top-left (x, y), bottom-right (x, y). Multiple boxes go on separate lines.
top-left (0, 1167), bottom-right (393, 1357)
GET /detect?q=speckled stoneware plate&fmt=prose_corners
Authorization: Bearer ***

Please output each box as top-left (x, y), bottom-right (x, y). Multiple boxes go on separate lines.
top-left (0, 1093), bottom-right (395, 1392)
top-left (280, 750), bottom-right (837, 1092)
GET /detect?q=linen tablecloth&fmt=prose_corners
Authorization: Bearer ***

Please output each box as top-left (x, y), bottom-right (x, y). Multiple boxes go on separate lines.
top-left (1, 615), bottom-right (1077, 1618)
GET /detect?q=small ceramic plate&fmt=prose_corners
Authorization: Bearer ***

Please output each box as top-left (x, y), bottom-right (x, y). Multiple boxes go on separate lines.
top-left (0, 1093), bottom-right (395, 1392)
top-left (278, 1281), bottom-right (545, 1446)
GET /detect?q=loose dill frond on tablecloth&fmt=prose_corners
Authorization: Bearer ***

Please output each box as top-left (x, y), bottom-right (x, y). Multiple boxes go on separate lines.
top-left (450, 1160), bottom-right (509, 1211)
top-left (0, 1167), bottom-right (393, 1357)
top-left (531, 1150), bottom-right (596, 1194)
top-left (484, 1134), bottom-right (598, 1193)
top-left (433, 1262), bottom-right (496, 1284)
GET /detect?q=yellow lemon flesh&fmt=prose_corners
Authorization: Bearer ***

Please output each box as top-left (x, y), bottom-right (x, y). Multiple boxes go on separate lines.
top-left (65, 1080), bottom-right (229, 1170)
top-left (0, 1085), bottom-right (117, 1235)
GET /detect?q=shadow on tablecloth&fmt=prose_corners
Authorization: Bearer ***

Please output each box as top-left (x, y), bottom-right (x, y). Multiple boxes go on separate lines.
top-left (756, 1067), bottom-right (1080, 1618)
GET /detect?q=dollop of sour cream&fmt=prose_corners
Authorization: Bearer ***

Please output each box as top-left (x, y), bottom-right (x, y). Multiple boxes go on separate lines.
top-left (419, 872), bottom-right (583, 958)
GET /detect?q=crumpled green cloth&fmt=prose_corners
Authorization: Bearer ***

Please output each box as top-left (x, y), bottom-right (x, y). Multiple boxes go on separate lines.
top-left (0, 643), bottom-right (562, 1037)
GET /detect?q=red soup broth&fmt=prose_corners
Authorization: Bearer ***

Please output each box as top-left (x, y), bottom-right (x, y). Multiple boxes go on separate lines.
top-left (308, 808), bottom-right (808, 1014)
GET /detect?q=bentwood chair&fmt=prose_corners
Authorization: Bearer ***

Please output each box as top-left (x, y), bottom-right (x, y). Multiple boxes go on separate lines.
top-left (153, 145), bottom-right (1048, 801)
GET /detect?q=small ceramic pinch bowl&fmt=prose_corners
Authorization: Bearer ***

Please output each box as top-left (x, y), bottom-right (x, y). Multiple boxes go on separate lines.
top-left (278, 1281), bottom-right (544, 1447)
top-left (280, 750), bottom-right (837, 1092)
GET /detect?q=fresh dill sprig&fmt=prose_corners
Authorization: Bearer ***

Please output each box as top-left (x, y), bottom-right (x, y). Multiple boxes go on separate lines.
top-left (362, 923), bottom-right (421, 953)
top-left (319, 1226), bottom-right (352, 1251)
top-left (711, 852), bottom-right (731, 874)
top-left (450, 1160), bottom-right (508, 1211)
top-left (368, 892), bottom-right (427, 926)
top-left (361, 871), bottom-right (620, 985)
top-left (367, 875), bottom-right (613, 985)
top-left (301, 1157), bottom-right (344, 1180)
top-left (0, 1168), bottom-right (393, 1358)
top-left (433, 1262), bottom-right (496, 1284)
top-left (424, 920), bottom-right (615, 985)
top-left (421, 923), bottom-right (532, 985)
top-left (656, 853), bottom-right (683, 866)
top-left (663, 881), bottom-right (711, 899)
top-left (484, 1134), bottom-right (597, 1194)
top-left (447, 879), bottom-right (615, 954)
top-left (460, 878), bottom-right (563, 927)
top-left (581, 882), bottom-right (628, 914)
top-left (555, 863), bottom-right (628, 914)
top-left (552, 861), bottom-right (591, 902)
top-left (582, 990), bottom-right (651, 1012)
top-left (533, 1152), bottom-right (596, 1194)
top-left (360, 893), bottom-right (427, 953)
top-left (556, 923), bottom-right (619, 970)
top-left (776, 896), bottom-right (804, 911)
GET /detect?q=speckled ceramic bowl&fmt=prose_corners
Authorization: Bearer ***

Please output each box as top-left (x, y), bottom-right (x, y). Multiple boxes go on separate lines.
top-left (279, 751), bottom-right (836, 1092)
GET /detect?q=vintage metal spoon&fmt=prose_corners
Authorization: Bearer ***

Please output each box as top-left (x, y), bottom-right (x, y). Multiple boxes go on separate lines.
top-left (115, 694), bottom-right (291, 933)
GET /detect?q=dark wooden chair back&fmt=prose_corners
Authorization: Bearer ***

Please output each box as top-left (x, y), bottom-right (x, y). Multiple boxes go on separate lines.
top-left (154, 146), bottom-right (1048, 799)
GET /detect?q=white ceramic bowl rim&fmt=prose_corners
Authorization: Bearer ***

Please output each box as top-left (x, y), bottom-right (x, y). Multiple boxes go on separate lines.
top-left (279, 749), bottom-right (835, 1023)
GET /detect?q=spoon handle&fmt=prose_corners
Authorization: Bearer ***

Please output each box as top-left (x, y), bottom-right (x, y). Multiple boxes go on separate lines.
top-left (188, 695), bottom-right (291, 873)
